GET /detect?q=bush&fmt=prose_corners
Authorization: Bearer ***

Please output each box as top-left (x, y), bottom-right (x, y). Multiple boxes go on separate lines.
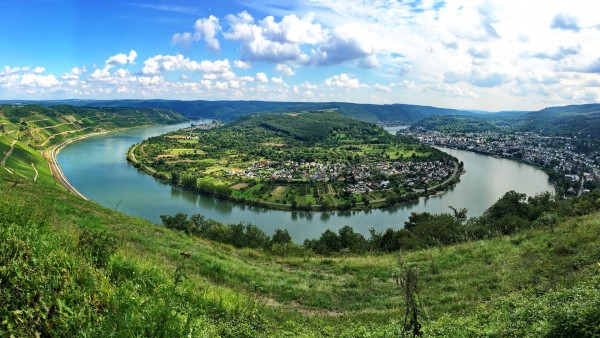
top-left (78, 229), bottom-right (117, 269)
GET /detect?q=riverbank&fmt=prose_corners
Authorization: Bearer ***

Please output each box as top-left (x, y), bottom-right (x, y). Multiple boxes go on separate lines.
top-left (433, 144), bottom-right (557, 194)
top-left (43, 119), bottom-right (197, 201)
top-left (43, 132), bottom-right (108, 200)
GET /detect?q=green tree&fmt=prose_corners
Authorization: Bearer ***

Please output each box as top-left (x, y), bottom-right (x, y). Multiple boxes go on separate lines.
top-left (245, 224), bottom-right (270, 248)
top-left (160, 213), bottom-right (191, 233)
top-left (404, 212), bottom-right (433, 231)
top-left (271, 229), bottom-right (292, 245)
top-left (338, 225), bottom-right (366, 252)
top-left (170, 171), bottom-right (180, 185)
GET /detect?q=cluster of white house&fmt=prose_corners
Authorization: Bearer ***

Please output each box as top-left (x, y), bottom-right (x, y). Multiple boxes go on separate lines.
top-left (224, 159), bottom-right (454, 192)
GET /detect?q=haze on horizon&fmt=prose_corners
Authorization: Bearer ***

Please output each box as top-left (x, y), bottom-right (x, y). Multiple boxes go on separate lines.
top-left (1, 0), bottom-right (599, 112)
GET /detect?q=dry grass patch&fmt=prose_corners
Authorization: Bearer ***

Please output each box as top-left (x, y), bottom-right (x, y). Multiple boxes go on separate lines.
top-left (270, 185), bottom-right (288, 198)
top-left (230, 182), bottom-right (249, 190)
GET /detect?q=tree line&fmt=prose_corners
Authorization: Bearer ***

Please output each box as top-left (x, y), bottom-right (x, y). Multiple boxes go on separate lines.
top-left (161, 189), bottom-right (600, 256)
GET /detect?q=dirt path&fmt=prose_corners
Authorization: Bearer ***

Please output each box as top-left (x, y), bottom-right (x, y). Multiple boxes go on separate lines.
top-left (139, 143), bottom-right (147, 157)
top-left (128, 144), bottom-right (139, 163)
top-left (1, 140), bottom-right (17, 167)
top-left (25, 117), bottom-right (49, 123)
top-left (31, 163), bottom-right (38, 182)
top-left (35, 121), bottom-right (75, 130)
top-left (40, 127), bottom-right (93, 147)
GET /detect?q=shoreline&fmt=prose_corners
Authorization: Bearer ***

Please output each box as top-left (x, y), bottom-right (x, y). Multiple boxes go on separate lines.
top-left (433, 144), bottom-right (557, 194)
top-left (43, 132), bottom-right (112, 201)
top-left (43, 122), bottom-right (193, 201)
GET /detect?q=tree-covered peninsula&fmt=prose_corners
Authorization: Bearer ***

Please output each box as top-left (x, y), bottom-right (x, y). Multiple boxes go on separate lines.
top-left (130, 111), bottom-right (461, 210)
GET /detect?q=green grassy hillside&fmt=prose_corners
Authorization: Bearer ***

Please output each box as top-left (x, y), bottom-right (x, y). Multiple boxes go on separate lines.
top-left (1, 155), bottom-right (599, 337)
top-left (1, 106), bottom-right (599, 336)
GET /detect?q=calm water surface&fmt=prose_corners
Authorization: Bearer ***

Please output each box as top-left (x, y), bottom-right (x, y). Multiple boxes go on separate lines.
top-left (58, 122), bottom-right (554, 242)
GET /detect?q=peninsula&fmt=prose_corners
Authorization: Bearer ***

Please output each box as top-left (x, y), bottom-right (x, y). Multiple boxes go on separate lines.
top-left (129, 111), bottom-right (461, 210)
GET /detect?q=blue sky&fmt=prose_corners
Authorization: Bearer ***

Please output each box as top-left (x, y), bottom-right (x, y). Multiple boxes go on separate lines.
top-left (1, 0), bottom-right (599, 111)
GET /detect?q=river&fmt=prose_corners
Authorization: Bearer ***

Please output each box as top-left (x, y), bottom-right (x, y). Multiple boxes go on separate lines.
top-left (57, 122), bottom-right (554, 242)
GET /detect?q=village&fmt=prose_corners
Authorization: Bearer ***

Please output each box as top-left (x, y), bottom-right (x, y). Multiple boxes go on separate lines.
top-left (225, 159), bottom-right (455, 193)
top-left (406, 130), bottom-right (600, 194)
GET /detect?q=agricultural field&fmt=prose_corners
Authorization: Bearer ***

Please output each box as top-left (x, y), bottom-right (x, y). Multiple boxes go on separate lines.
top-left (133, 111), bottom-right (460, 211)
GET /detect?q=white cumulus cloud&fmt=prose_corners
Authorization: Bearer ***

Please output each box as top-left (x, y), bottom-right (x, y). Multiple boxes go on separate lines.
top-left (142, 55), bottom-right (230, 75)
top-left (324, 73), bottom-right (363, 89)
top-left (255, 72), bottom-right (268, 82)
top-left (310, 23), bottom-right (380, 67)
top-left (373, 83), bottom-right (392, 93)
top-left (172, 15), bottom-right (222, 50)
top-left (105, 50), bottom-right (137, 68)
top-left (223, 11), bottom-right (315, 63)
top-left (274, 64), bottom-right (294, 76)
top-left (234, 60), bottom-right (251, 69)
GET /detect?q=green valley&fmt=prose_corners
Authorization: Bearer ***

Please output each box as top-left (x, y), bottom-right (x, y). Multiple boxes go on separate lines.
top-left (1, 115), bottom-right (600, 336)
top-left (130, 111), bottom-right (461, 210)
top-left (0, 104), bottom-right (599, 337)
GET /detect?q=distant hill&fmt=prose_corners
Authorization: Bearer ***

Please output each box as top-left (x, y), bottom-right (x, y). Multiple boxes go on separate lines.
top-left (0, 99), bottom-right (477, 124)
top-left (3, 100), bottom-right (599, 137)
top-left (409, 103), bottom-right (600, 138)
top-left (517, 103), bottom-right (600, 137)
top-left (410, 115), bottom-right (502, 133)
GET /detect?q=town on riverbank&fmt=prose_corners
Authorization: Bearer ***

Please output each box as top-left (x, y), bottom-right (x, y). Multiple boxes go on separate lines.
top-left (404, 129), bottom-right (600, 197)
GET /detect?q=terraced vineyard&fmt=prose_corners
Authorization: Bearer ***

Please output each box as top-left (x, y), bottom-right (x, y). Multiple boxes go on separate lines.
top-left (0, 104), bottom-right (187, 186)
top-left (0, 104), bottom-right (187, 148)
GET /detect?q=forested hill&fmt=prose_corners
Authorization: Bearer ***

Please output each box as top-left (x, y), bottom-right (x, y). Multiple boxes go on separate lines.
top-left (407, 103), bottom-right (600, 138)
top-left (132, 110), bottom-right (451, 211)
top-left (0, 104), bottom-right (187, 148)
top-left (1, 99), bottom-right (476, 124)
top-left (517, 103), bottom-right (600, 137)
top-left (410, 115), bottom-right (502, 133)
top-left (228, 110), bottom-right (399, 144)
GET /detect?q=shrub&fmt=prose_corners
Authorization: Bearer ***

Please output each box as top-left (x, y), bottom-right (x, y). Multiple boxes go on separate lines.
top-left (78, 229), bottom-right (117, 269)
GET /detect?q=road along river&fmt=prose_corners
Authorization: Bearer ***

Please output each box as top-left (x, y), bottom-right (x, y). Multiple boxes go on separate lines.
top-left (57, 122), bottom-right (554, 242)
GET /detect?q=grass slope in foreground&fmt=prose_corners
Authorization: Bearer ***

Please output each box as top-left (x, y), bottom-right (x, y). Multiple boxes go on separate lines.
top-left (132, 111), bottom-right (460, 211)
top-left (1, 138), bottom-right (600, 336)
